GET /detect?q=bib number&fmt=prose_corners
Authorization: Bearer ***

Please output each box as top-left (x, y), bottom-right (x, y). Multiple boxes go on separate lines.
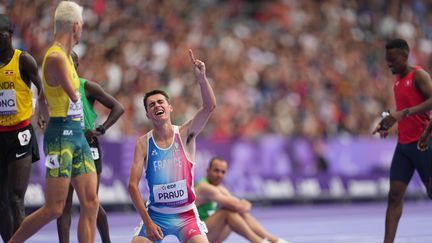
top-left (45, 154), bottom-right (60, 169)
top-left (90, 147), bottom-right (100, 160)
top-left (0, 89), bottom-right (17, 115)
top-left (18, 129), bottom-right (31, 146)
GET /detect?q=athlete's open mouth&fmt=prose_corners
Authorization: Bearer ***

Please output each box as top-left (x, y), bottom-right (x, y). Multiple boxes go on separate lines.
top-left (155, 110), bottom-right (164, 116)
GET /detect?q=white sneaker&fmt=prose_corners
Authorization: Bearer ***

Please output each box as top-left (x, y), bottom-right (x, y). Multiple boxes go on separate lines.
top-left (276, 238), bottom-right (291, 243)
top-left (261, 239), bottom-right (271, 243)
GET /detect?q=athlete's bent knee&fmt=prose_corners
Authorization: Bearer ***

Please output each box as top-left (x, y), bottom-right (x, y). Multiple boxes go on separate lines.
top-left (387, 189), bottom-right (404, 205)
top-left (48, 203), bottom-right (67, 219)
top-left (80, 196), bottom-right (99, 215)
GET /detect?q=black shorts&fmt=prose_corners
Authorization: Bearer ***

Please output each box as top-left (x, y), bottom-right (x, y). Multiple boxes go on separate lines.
top-left (0, 123), bottom-right (40, 169)
top-left (88, 136), bottom-right (102, 174)
top-left (390, 140), bottom-right (432, 185)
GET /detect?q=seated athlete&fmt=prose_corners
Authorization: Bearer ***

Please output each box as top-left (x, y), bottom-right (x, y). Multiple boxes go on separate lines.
top-left (195, 157), bottom-right (290, 243)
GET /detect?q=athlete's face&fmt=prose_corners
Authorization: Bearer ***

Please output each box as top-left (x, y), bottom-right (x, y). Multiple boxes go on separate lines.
top-left (385, 48), bottom-right (407, 75)
top-left (207, 159), bottom-right (227, 186)
top-left (72, 20), bottom-right (83, 45)
top-left (71, 51), bottom-right (79, 70)
top-left (0, 30), bottom-right (12, 53)
top-left (145, 94), bottom-right (173, 122)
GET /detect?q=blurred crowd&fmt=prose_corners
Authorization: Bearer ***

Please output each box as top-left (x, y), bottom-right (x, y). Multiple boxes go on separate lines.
top-left (3, 0), bottom-right (432, 141)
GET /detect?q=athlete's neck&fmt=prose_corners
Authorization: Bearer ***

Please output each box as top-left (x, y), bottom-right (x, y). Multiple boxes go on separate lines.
top-left (399, 65), bottom-right (413, 78)
top-left (53, 35), bottom-right (73, 55)
top-left (0, 48), bottom-right (14, 68)
top-left (152, 123), bottom-right (174, 141)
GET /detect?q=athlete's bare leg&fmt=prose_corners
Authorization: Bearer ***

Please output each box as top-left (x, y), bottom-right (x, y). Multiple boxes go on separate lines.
top-left (131, 236), bottom-right (152, 243)
top-left (96, 173), bottom-right (111, 243)
top-left (384, 180), bottom-right (407, 243)
top-left (8, 177), bottom-right (71, 243)
top-left (0, 156), bottom-right (32, 242)
top-left (206, 209), bottom-right (264, 243)
top-left (57, 184), bottom-right (74, 243)
top-left (205, 210), bottom-right (231, 242)
top-left (58, 170), bottom-right (111, 243)
top-left (0, 159), bottom-right (13, 241)
top-left (242, 213), bottom-right (278, 242)
top-left (187, 234), bottom-right (209, 243)
top-left (71, 172), bottom-right (99, 243)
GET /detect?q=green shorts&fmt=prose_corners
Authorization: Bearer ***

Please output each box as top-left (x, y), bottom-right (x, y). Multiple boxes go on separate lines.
top-left (44, 117), bottom-right (95, 178)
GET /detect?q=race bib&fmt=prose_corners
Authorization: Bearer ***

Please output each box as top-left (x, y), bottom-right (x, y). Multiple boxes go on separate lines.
top-left (67, 92), bottom-right (83, 118)
top-left (45, 154), bottom-right (60, 169)
top-left (18, 129), bottom-right (31, 146)
top-left (153, 180), bottom-right (188, 204)
top-left (0, 89), bottom-right (17, 115)
top-left (67, 92), bottom-right (84, 128)
top-left (90, 147), bottom-right (100, 160)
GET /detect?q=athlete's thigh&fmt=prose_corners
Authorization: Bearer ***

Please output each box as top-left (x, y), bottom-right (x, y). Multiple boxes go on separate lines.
top-left (410, 142), bottom-right (432, 185)
top-left (0, 161), bottom-right (7, 201)
top-left (70, 172), bottom-right (97, 202)
top-left (44, 177), bottom-right (71, 207)
top-left (44, 124), bottom-right (74, 178)
top-left (178, 209), bottom-right (207, 242)
top-left (7, 157), bottom-right (32, 195)
top-left (131, 235), bottom-right (152, 243)
top-left (71, 133), bottom-right (96, 177)
top-left (390, 143), bottom-right (414, 184)
top-left (204, 210), bottom-right (229, 241)
top-left (187, 234), bottom-right (209, 243)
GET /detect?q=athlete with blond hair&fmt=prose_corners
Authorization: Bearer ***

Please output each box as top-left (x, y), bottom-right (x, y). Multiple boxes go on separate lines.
top-left (9, 1), bottom-right (99, 242)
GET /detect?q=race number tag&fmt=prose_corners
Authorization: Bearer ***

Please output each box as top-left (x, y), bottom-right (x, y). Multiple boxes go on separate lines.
top-left (18, 129), bottom-right (31, 146)
top-left (153, 180), bottom-right (188, 204)
top-left (67, 92), bottom-right (83, 118)
top-left (45, 154), bottom-right (60, 169)
top-left (0, 89), bottom-right (17, 115)
top-left (90, 147), bottom-right (100, 160)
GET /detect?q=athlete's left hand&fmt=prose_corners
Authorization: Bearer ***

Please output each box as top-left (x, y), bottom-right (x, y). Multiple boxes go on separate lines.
top-left (85, 130), bottom-right (102, 143)
top-left (146, 221), bottom-right (164, 241)
top-left (418, 130), bottom-right (431, 151)
top-left (372, 113), bottom-right (396, 137)
top-left (239, 199), bottom-right (252, 213)
top-left (37, 113), bottom-right (47, 131)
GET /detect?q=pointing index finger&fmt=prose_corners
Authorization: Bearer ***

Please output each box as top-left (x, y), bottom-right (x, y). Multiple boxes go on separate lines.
top-left (189, 49), bottom-right (196, 64)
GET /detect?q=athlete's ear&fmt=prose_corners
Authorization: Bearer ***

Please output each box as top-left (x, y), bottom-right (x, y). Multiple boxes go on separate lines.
top-left (169, 104), bottom-right (173, 112)
top-left (72, 22), bottom-right (79, 33)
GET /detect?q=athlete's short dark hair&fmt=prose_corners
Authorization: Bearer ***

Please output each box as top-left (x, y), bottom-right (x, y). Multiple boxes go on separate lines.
top-left (385, 38), bottom-right (410, 53)
top-left (0, 14), bottom-right (13, 34)
top-left (143, 89), bottom-right (170, 112)
top-left (208, 156), bottom-right (227, 169)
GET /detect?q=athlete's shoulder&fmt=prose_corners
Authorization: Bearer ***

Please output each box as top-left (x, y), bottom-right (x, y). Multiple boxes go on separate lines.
top-left (19, 51), bottom-right (37, 68)
top-left (137, 133), bottom-right (149, 144)
top-left (195, 178), bottom-right (209, 188)
top-left (413, 66), bottom-right (431, 81)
